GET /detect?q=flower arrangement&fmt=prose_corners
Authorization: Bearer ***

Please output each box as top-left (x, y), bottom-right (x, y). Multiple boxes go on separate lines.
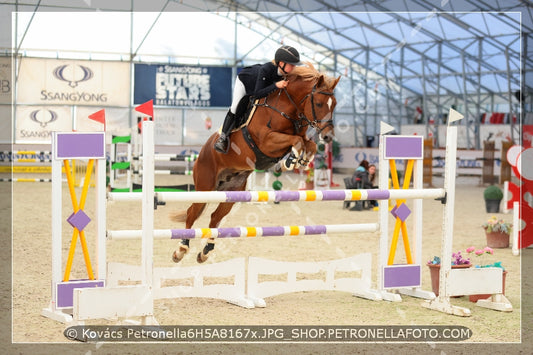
top-left (466, 246), bottom-right (504, 270)
top-left (305, 167), bottom-right (314, 183)
top-left (482, 216), bottom-right (512, 234)
top-left (427, 250), bottom-right (471, 266)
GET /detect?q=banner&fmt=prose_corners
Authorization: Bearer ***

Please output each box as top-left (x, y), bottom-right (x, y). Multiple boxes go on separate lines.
top-left (134, 64), bottom-right (232, 107)
top-left (0, 104), bottom-right (10, 143)
top-left (145, 108), bottom-right (183, 145)
top-left (17, 58), bottom-right (130, 106)
top-left (76, 107), bottom-right (130, 134)
top-left (0, 57), bottom-right (11, 105)
top-left (182, 109), bottom-right (225, 145)
top-left (15, 105), bottom-right (72, 143)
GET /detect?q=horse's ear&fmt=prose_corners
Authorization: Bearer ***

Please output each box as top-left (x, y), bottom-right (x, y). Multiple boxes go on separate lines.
top-left (332, 76), bottom-right (341, 90)
top-left (317, 75), bottom-right (325, 88)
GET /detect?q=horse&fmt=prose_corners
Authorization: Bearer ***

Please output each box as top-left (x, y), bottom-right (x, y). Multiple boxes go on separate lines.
top-left (171, 62), bottom-right (340, 263)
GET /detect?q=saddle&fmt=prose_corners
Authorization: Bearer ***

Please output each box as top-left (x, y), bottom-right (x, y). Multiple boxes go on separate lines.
top-left (233, 95), bottom-right (255, 130)
top-left (229, 95), bottom-right (290, 170)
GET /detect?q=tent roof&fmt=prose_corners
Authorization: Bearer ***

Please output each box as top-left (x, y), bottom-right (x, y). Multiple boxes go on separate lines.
top-left (4, 0), bottom-right (529, 98)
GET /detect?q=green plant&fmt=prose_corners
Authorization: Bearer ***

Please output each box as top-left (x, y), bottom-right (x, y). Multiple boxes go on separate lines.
top-left (482, 216), bottom-right (512, 234)
top-left (316, 139), bottom-right (340, 158)
top-left (483, 185), bottom-right (503, 200)
top-left (331, 139), bottom-right (340, 158)
top-left (466, 246), bottom-right (505, 270)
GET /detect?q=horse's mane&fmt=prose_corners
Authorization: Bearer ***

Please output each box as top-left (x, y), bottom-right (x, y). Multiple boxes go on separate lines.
top-left (287, 62), bottom-right (337, 90)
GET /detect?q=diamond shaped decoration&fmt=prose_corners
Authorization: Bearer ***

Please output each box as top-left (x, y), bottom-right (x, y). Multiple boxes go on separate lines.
top-left (390, 205), bottom-right (398, 218)
top-left (394, 203), bottom-right (412, 222)
top-left (67, 210), bottom-right (91, 231)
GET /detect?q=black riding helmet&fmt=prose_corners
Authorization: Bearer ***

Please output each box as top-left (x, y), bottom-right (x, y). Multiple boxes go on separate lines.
top-left (275, 45), bottom-right (300, 73)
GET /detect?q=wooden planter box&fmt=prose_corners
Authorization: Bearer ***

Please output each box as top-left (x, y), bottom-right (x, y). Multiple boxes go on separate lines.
top-left (428, 263), bottom-right (471, 296)
top-left (469, 270), bottom-right (507, 302)
top-left (449, 267), bottom-right (504, 296)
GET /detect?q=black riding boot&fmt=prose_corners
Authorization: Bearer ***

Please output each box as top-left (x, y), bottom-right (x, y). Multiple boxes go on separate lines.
top-left (214, 110), bottom-right (235, 153)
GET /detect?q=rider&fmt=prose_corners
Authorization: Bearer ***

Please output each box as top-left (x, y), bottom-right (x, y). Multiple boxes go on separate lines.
top-left (214, 45), bottom-right (301, 153)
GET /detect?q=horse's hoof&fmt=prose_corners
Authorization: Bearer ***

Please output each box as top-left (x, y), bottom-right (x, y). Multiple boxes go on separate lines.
top-left (197, 252), bottom-right (208, 263)
top-left (172, 245), bottom-right (189, 263)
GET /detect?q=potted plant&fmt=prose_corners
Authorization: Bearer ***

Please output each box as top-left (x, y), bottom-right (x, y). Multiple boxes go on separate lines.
top-left (427, 251), bottom-right (472, 296)
top-left (465, 246), bottom-right (507, 302)
top-left (483, 185), bottom-right (503, 213)
top-left (482, 216), bottom-right (512, 248)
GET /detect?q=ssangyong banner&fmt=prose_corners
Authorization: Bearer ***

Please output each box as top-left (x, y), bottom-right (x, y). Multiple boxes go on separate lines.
top-left (0, 56), bottom-right (12, 105)
top-left (134, 64), bottom-right (232, 107)
top-left (15, 105), bottom-right (72, 143)
top-left (17, 58), bottom-right (130, 106)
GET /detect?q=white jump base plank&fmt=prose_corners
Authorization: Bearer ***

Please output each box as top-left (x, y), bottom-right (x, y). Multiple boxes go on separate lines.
top-left (73, 285), bottom-right (156, 324)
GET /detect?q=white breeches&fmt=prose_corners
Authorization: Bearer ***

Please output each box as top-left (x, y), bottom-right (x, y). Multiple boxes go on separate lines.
top-left (230, 77), bottom-right (247, 114)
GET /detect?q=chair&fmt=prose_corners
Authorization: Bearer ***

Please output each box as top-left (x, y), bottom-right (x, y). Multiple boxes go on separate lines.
top-left (343, 177), bottom-right (366, 210)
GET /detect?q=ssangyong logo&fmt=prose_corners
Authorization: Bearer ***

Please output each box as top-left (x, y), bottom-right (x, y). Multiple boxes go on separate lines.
top-left (30, 109), bottom-right (58, 128)
top-left (41, 63), bottom-right (107, 103)
top-left (53, 64), bottom-right (93, 88)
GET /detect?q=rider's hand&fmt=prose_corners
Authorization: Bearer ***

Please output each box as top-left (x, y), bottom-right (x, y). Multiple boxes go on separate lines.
top-left (275, 80), bottom-right (288, 89)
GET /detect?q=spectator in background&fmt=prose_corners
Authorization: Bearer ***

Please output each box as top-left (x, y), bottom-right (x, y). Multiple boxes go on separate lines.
top-left (352, 160), bottom-right (378, 208)
top-left (352, 160), bottom-right (369, 187)
top-left (367, 164), bottom-right (377, 188)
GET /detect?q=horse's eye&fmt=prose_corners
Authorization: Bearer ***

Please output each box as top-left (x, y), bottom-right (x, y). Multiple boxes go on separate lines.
top-left (316, 103), bottom-right (323, 108)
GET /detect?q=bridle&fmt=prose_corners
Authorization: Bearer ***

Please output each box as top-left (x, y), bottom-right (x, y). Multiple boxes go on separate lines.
top-left (253, 81), bottom-right (335, 134)
top-left (292, 84), bottom-right (335, 135)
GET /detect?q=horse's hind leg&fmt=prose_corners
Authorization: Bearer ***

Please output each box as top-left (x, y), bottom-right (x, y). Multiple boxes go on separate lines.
top-left (172, 202), bottom-right (207, 263)
top-left (172, 238), bottom-right (190, 263)
top-left (196, 170), bottom-right (251, 263)
top-left (197, 201), bottom-right (236, 263)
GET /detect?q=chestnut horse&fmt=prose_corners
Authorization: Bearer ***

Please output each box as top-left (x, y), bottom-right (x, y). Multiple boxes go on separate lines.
top-left (171, 63), bottom-right (340, 263)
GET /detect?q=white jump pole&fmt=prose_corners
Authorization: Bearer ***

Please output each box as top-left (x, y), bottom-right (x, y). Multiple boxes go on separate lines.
top-left (439, 113), bottom-right (461, 311)
top-left (107, 188), bottom-right (445, 203)
top-left (421, 109), bottom-right (467, 315)
top-left (512, 201), bottom-right (519, 256)
top-left (107, 223), bottom-right (380, 240)
top-left (141, 120), bottom-right (154, 287)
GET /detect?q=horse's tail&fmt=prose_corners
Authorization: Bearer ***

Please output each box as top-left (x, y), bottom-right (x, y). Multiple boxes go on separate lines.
top-left (169, 210), bottom-right (187, 223)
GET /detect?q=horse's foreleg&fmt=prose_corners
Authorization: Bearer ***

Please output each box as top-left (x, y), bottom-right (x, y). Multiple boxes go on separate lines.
top-left (299, 139), bottom-right (317, 168)
top-left (172, 202), bottom-right (207, 263)
top-left (197, 201), bottom-right (236, 263)
top-left (279, 145), bottom-right (302, 171)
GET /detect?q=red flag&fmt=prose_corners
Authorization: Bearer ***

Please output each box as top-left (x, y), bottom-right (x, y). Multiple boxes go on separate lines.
top-left (135, 100), bottom-right (154, 118)
top-left (88, 109), bottom-right (106, 130)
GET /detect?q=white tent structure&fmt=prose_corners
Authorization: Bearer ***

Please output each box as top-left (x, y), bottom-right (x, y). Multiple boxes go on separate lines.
top-left (0, 0), bottom-right (531, 149)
